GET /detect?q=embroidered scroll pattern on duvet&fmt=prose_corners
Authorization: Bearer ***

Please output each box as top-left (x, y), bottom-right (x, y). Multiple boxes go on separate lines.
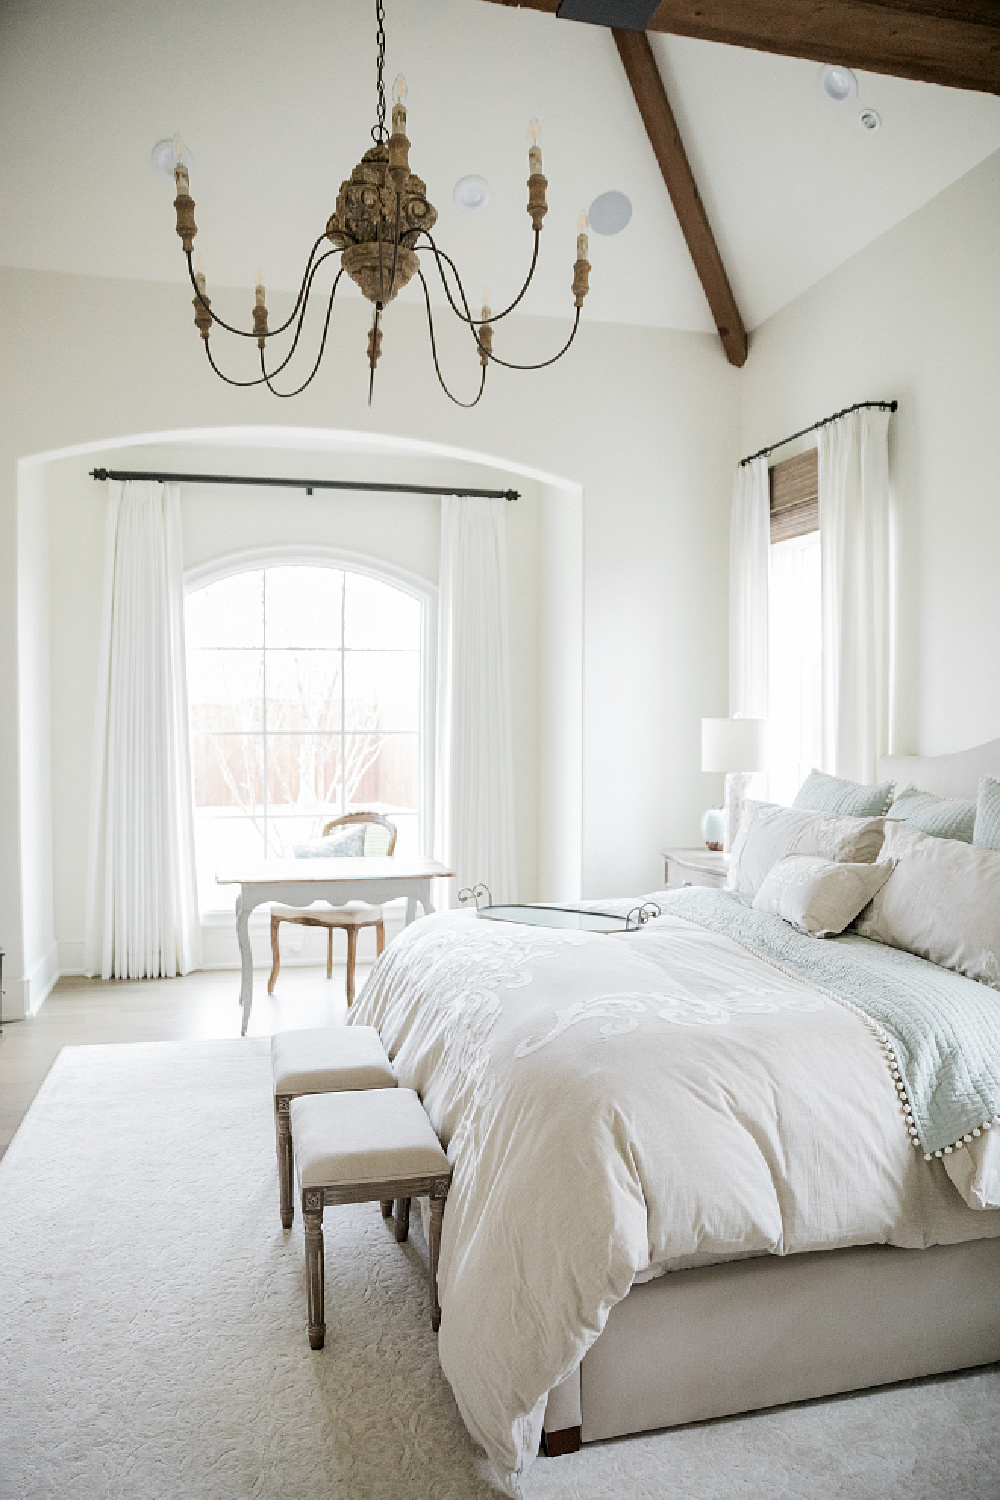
top-left (350, 917), bottom-right (586, 1160)
top-left (515, 978), bottom-right (824, 1057)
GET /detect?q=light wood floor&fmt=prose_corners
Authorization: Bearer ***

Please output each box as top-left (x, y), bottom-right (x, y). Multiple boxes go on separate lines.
top-left (0, 964), bottom-right (366, 1159)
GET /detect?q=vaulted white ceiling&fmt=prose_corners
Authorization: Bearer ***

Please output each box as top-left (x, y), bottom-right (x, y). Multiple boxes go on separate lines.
top-left (2, 0), bottom-right (999, 334)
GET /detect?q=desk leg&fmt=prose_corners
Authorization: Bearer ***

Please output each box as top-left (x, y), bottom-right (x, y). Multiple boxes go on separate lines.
top-left (236, 892), bottom-right (255, 1036)
top-left (404, 881), bottom-right (434, 927)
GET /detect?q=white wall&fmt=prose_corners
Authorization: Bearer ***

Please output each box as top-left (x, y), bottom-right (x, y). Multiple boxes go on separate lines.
top-left (741, 148), bottom-right (1000, 759)
top-left (0, 269), bottom-right (737, 1000)
top-left (15, 462), bottom-right (58, 1014)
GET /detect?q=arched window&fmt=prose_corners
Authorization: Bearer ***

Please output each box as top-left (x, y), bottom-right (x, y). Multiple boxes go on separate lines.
top-left (185, 562), bottom-right (427, 911)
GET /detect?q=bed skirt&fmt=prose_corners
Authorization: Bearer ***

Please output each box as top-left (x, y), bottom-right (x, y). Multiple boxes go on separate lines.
top-left (542, 1237), bottom-right (1000, 1452)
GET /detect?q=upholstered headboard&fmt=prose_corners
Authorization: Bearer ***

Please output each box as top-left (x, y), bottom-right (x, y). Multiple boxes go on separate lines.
top-left (878, 739), bottom-right (1000, 800)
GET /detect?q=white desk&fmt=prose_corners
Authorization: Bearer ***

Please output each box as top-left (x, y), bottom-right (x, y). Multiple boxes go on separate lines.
top-left (216, 856), bottom-right (454, 1034)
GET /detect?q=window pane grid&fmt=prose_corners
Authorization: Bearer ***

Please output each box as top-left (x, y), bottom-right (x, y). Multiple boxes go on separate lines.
top-left (187, 564), bottom-right (423, 911)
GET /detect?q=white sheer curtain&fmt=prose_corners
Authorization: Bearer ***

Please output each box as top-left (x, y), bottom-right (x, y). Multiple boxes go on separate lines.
top-left (729, 456), bottom-right (770, 719)
top-left (434, 496), bottom-right (516, 906)
top-left (818, 408), bottom-right (892, 784)
top-left (84, 481), bottom-right (202, 979)
top-left (768, 531), bottom-right (822, 805)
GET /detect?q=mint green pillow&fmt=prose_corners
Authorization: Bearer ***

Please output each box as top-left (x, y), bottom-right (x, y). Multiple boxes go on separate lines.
top-left (974, 775), bottom-right (1000, 851)
top-left (887, 785), bottom-right (976, 843)
top-left (792, 769), bottom-right (894, 818)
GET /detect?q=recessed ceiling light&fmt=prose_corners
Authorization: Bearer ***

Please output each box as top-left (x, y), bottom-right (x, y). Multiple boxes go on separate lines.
top-left (453, 175), bottom-right (490, 212)
top-left (859, 108), bottom-right (882, 131)
top-left (819, 65), bottom-right (858, 102)
top-left (151, 136), bottom-right (193, 178)
top-left (587, 190), bottom-right (632, 236)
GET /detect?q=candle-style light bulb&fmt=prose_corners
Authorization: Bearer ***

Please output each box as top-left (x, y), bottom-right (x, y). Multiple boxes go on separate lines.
top-left (577, 210), bottom-right (589, 262)
top-left (527, 117), bottom-right (542, 176)
top-left (194, 253), bottom-right (206, 295)
top-left (255, 269), bottom-right (266, 308)
top-left (392, 74), bottom-right (408, 133)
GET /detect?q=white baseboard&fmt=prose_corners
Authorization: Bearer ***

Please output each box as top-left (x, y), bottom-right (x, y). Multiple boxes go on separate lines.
top-left (53, 902), bottom-right (408, 983)
top-left (12, 942), bottom-right (61, 1018)
top-left (58, 940), bottom-right (85, 977)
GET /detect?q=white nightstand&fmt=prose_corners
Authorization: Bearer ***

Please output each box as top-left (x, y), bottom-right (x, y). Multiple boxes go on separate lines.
top-left (661, 848), bottom-right (729, 890)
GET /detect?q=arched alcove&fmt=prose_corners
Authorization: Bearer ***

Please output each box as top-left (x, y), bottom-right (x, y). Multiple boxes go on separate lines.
top-left (15, 425), bottom-right (583, 1008)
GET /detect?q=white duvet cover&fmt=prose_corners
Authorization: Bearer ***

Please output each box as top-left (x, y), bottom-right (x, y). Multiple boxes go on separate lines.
top-left (350, 907), bottom-right (1000, 1488)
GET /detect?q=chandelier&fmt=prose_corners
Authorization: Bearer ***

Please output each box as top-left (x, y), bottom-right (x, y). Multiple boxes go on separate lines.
top-left (170, 0), bottom-right (591, 407)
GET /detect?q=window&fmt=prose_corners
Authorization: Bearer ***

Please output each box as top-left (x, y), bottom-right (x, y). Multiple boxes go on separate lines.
top-left (185, 563), bottom-right (425, 912)
top-left (768, 450), bottom-right (821, 806)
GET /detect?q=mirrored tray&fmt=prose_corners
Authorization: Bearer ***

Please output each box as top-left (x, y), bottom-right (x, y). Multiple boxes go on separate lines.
top-left (476, 902), bottom-right (660, 933)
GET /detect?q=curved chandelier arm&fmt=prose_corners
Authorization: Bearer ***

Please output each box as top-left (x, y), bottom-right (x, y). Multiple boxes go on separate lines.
top-left (185, 234), bottom-right (342, 340)
top-left (479, 306), bottom-right (582, 371)
top-left (259, 269), bottom-right (346, 398)
top-left (199, 249), bottom-right (342, 386)
top-left (416, 269), bottom-right (486, 409)
top-left (203, 342), bottom-right (271, 388)
top-left (416, 226), bottom-right (540, 328)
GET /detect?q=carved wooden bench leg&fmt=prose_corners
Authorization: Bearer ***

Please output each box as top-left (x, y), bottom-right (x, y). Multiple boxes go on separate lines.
top-left (303, 1192), bottom-right (326, 1350)
top-left (429, 1187), bottom-right (447, 1331)
top-left (380, 1199), bottom-right (394, 1219)
top-left (393, 1196), bottom-right (411, 1243)
top-left (275, 1097), bottom-right (294, 1229)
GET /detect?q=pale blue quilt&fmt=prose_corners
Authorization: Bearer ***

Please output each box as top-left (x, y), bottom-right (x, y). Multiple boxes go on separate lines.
top-left (660, 886), bottom-right (1000, 1157)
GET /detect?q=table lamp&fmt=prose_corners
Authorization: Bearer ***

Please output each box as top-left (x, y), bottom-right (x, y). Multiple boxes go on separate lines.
top-left (701, 717), bottom-right (767, 854)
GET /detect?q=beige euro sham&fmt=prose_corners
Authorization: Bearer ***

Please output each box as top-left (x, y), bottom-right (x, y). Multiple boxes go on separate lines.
top-left (854, 822), bottom-right (1000, 990)
top-left (728, 801), bottom-right (887, 905)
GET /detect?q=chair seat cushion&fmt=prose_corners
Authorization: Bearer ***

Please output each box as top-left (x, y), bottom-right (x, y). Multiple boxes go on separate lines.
top-left (271, 901), bottom-right (384, 925)
top-left (271, 1025), bottom-right (396, 1097)
top-left (291, 1087), bottom-right (450, 1187)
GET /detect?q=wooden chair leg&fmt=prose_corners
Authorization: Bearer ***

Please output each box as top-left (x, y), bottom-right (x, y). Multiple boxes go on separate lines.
top-left (268, 915), bottom-right (282, 995)
top-left (275, 1101), bottom-right (294, 1230)
top-left (429, 1191), bottom-right (446, 1331)
top-left (345, 927), bottom-right (358, 1005)
top-left (303, 1198), bottom-right (326, 1350)
top-left (393, 1197), bottom-right (411, 1243)
top-left (376, 920), bottom-right (385, 957)
top-left (380, 1200), bottom-right (394, 1219)
top-left (326, 926), bottom-right (333, 981)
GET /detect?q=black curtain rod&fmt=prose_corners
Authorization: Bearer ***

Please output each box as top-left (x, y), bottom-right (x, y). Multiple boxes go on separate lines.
top-left (739, 399), bottom-right (898, 467)
top-left (90, 467), bottom-right (520, 501)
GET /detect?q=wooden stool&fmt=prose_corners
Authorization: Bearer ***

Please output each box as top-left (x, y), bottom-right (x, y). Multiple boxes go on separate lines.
top-left (271, 1026), bottom-right (396, 1230)
top-left (290, 1088), bottom-right (452, 1349)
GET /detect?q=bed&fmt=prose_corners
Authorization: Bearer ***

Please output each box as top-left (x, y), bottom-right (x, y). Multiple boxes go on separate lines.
top-left (349, 740), bottom-right (1000, 1490)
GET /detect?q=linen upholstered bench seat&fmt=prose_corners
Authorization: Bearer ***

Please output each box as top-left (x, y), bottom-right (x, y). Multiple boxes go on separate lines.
top-left (291, 1087), bottom-right (452, 1349)
top-left (271, 1025), bottom-right (396, 1230)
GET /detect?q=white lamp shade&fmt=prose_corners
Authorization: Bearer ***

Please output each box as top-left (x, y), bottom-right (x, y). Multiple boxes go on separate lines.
top-left (701, 717), bottom-right (766, 774)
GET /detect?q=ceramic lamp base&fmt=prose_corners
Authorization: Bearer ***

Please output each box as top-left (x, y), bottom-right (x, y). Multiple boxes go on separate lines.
top-left (722, 772), bottom-right (751, 854)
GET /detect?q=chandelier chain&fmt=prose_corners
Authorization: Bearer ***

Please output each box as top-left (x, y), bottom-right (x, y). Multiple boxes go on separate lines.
top-left (372, 0), bottom-right (387, 145)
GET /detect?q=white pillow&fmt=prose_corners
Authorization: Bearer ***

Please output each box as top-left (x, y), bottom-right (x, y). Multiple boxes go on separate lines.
top-left (728, 801), bottom-right (887, 905)
top-left (854, 822), bottom-right (1000, 989)
top-left (753, 854), bottom-right (894, 938)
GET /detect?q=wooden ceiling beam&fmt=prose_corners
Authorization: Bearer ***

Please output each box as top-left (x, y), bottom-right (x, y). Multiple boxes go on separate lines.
top-left (614, 28), bottom-right (747, 366)
top-left (482, 1), bottom-right (1000, 95)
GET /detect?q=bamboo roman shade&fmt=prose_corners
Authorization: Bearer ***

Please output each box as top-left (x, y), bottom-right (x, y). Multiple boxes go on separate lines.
top-left (769, 448), bottom-right (818, 542)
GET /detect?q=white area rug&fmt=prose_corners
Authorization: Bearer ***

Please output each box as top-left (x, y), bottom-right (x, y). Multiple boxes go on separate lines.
top-left (1, 1039), bottom-right (998, 1500)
